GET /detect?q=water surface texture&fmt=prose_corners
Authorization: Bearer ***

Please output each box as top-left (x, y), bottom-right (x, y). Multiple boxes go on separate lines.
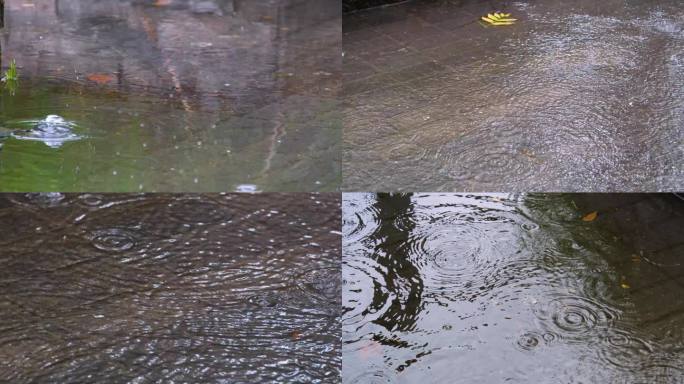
top-left (0, 193), bottom-right (341, 382)
top-left (0, 0), bottom-right (340, 191)
top-left (343, 193), bottom-right (684, 383)
top-left (343, 0), bottom-right (684, 191)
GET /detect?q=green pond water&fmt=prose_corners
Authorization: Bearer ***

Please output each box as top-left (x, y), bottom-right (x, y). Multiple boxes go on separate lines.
top-left (0, 0), bottom-right (340, 191)
top-left (0, 82), bottom-right (339, 192)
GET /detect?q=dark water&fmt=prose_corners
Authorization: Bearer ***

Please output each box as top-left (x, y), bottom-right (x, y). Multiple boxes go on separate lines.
top-left (343, 193), bottom-right (684, 383)
top-left (343, 0), bottom-right (684, 191)
top-left (343, 0), bottom-right (405, 13)
top-left (0, 0), bottom-right (340, 192)
top-left (0, 193), bottom-right (341, 382)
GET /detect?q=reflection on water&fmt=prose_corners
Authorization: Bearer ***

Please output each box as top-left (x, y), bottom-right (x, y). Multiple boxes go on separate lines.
top-left (0, 0), bottom-right (341, 191)
top-left (343, 193), bottom-right (684, 383)
top-left (343, 0), bottom-right (684, 191)
top-left (0, 193), bottom-right (341, 382)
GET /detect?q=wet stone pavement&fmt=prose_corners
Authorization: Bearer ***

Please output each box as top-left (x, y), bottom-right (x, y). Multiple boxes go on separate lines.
top-left (0, 193), bottom-right (341, 383)
top-left (0, 0), bottom-right (341, 192)
top-left (342, 193), bottom-right (684, 383)
top-left (343, 0), bottom-right (684, 191)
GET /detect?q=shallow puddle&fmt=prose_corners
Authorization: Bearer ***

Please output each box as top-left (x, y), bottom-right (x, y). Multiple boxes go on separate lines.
top-left (343, 193), bottom-right (684, 383)
top-left (343, 0), bottom-right (684, 191)
top-left (0, 0), bottom-right (341, 191)
top-left (0, 193), bottom-right (341, 382)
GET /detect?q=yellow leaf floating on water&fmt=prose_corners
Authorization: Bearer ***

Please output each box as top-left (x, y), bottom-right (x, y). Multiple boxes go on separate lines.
top-left (621, 276), bottom-right (630, 289)
top-left (582, 211), bottom-right (598, 222)
top-left (481, 12), bottom-right (518, 26)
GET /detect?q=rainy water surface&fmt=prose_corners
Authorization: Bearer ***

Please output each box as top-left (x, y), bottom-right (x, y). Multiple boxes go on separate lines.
top-left (0, 193), bottom-right (341, 382)
top-left (343, 193), bottom-right (684, 383)
top-left (0, 0), bottom-right (340, 191)
top-left (343, 0), bottom-right (684, 191)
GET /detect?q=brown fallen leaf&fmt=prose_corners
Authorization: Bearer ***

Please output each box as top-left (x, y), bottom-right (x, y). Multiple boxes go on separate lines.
top-left (582, 211), bottom-right (598, 222)
top-left (154, 0), bottom-right (172, 6)
top-left (520, 148), bottom-right (536, 159)
top-left (87, 73), bottom-right (114, 85)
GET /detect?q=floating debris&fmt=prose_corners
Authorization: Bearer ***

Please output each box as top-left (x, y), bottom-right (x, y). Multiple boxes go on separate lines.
top-left (86, 73), bottom-right (114, 85)
top-left (481, 12), bottom-right (517, 26)
top-left (582, 211), bottom-right (598, 222)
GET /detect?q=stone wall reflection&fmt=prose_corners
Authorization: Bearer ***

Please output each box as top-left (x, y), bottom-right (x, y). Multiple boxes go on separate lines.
top-left (1, 0), bottom-right (339, 114)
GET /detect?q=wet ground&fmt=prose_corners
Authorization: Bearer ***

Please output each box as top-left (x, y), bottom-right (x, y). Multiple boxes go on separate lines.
top-left (343, 193), bottom-right (684, 383)
top-left (343, 0), bottom-right (684, 191)
top-left (0, 193), bottom-right (341, 382)
top-left (0, 0), bottom-right (340, 192)
top-left (343, 0), bottom-right (405, 14)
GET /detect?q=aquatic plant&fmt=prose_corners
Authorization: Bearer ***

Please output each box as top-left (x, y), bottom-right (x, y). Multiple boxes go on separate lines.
top-left (4, 78), bottom-right (17, 95)
top-left (2, 59), bottom-right (19, 95)
top-left (2, 59), bottom-right (18, 82)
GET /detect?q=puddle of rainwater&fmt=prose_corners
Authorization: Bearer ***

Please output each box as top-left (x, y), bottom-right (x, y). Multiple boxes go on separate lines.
top-left (342, 0), bottom-right (684, 191)
top-left (0, 0), bottom-right (341, 192)
top-left (343, 193), bottom-right (684, 383)
top-left (0, 193), bottom-right (341, 382)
